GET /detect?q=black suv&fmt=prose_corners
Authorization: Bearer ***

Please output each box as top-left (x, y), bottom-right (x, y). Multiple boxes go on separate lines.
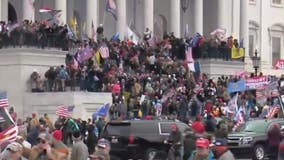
top-left (101, 120), bottom-right (191, 160)
top-left (228, 118), bottom-right (284, 160)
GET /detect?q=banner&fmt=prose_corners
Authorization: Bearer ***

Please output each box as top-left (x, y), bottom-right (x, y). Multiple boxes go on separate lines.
top-left (274, 59), bottom-right (284, 70)
top-left (227, 80), bottom-right (246, 93)
top-left (246, 76), bottom-right (270, 90)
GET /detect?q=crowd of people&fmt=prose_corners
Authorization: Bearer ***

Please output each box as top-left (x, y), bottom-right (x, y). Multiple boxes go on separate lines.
top-left (2, 19), bottom-right (284, 159)
top-left (0, 20), bottom-right (69, 50)
top-left (1, 109), bottom-right (110, 160)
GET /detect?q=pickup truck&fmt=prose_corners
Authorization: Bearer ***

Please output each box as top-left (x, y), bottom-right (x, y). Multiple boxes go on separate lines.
top-left (227, 119), bottom-right (284, 160)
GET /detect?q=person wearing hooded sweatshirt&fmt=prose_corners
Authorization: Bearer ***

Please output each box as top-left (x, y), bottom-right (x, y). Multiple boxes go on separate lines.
top-left (71, 131), bottom-right (89, 160)
top-left (211, 139), bottom-right (235, 160)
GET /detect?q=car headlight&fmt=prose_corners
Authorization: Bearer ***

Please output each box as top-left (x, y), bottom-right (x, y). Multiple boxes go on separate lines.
top-left (242, 136), bottom-right (253, 144)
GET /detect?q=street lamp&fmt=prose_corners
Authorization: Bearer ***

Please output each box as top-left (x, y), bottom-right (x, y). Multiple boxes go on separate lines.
top-left (251, 49), bottom-right (261, 77)
top-left (181, 0), bottom-right (189, 12)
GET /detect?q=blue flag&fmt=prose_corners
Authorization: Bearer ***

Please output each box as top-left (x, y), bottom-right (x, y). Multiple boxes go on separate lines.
top-left (94, 103), bottom-right (110, 118)
top-left (111, 33), bottom-right (120, 42)
top-left (227, 80), bottom-right (246, 93)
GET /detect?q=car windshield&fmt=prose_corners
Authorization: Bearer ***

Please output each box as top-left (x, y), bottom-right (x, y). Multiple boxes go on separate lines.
top-left (240, 121), bottom-right (267, 133)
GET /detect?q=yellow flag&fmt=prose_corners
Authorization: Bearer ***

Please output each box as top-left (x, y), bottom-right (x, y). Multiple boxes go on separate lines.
top-left (123, 92), bottom-right (130, 104)
top-left (94, 51), bottom-right (101, 65)
top-left (231, 46), bottom-right (245, 59)
top-left (70, 18), bottom-right (76, 31)
top-left (138, 109), bottom-right (143, 118)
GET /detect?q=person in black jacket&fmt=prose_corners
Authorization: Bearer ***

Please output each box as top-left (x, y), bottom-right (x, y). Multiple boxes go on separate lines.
top-left (85, 124), bottom-right (97, 154)
top-left (205, 114), bottom-right (216, 133)
top-left (45, 67), bottom-right (56, 91)
top-left (165, 124), bottom-right (183, 159)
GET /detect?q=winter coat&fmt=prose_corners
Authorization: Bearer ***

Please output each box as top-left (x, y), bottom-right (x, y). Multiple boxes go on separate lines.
top-left (212, 146), bottom-right (235, 160)
top-left (218, 150), bottom-right (235, 160)
top-left (71, 139), bottom-right (89, 160)
top-left (278, 139), bottom-right (284, 160)
top-left (188, 150), bottom-right (214, 160)
top-left (52, 140), bottom-right (69, 158)
top-left (268, 126), bottom-right (282, 147)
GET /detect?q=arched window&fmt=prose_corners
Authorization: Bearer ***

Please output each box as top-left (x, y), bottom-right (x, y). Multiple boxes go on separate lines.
top-left (154, 15), bottom-right (167, 41)
top-left (249, 20), bottom-right (260, 57)
top-left (8, 3), bottom-right (17, 23)
top-left (268, 23), bottom-right (284, 65)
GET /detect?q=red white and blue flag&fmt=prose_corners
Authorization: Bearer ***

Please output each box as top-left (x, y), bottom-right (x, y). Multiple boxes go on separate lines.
top-left (0, 92), bottom-right (18, 144)
top-left (56, 105), bottom-right (75, 118)
top-left (106, 0), bottom-right (117, 20)
top-left (99, 44), bottom-right (110, 59)
top-left (0, 92), bottom-right (9, 108)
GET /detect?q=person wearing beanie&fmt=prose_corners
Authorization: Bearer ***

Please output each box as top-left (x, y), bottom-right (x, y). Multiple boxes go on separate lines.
top-left (71, 131), bottom-right (88, 160)
top-left (52, 130), bottom-right (69, 158)
top-left (0, 142), bottom-right (23, 160)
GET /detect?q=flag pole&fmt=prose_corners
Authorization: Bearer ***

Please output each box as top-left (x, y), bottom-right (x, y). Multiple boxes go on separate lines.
top-left (103, 8), bottom-right (106, 26)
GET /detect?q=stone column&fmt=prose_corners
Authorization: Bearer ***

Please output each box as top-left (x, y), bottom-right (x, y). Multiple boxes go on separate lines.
top-left (232, 0), bottom-right (240, 37)
top-left (54, 0), bottom-right (67, 25)
top-left (22, 0), bottom-right (35, 21)
top-left (240, 0), bottom-right (250, 68)
top-left (170, 0), bottom-right (181, 37)
top-left (0, 0), bottom-right (8, 22)
top-left (86, 0), bottom-right (98, 37)
top-left (192, 0), bottom-right (203, 35)
top-left (116, 0), bottom-right (127, 40)
top-left (67, 0), bottom-right (74, 25)
top-left (217, 0), bottom-right (228, 29)
top-left (240, 0), bottom-right (248, 44)
top-left (144, 0), bottom-right (154, 33)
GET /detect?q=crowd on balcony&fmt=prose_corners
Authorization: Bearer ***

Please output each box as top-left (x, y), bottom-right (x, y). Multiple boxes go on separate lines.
top-left (0, 19), bottom-right (245, 60)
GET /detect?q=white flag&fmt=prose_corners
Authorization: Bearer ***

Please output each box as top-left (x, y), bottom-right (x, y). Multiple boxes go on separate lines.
top-left (126, 26), bottom-right (139, 45)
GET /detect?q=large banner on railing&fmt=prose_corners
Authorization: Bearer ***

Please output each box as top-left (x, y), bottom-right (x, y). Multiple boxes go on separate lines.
top-left (273, 59), bottom-right (284, 70)
top-left (246, 76), bottom-right (270, 90)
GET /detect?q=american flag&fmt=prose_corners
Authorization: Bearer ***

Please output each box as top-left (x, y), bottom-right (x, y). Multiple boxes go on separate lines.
top-left (99, 44), bottom-right (109, 59)
top-left (0, 92), bottom-right (9, 108)
top-left (106, 0), bottom-right (117, 20)
top-left (267, 106), bottom-right (280, 119)
top-left (55, 105), bottom-right (75, 118)
top-left (185, 46), bottom-right (194, 62)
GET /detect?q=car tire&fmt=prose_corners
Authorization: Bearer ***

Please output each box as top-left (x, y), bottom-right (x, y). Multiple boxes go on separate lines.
top-left (145, 148), bottom-right (158, 160)
top-left (253, 144), bottom-right (265, 160)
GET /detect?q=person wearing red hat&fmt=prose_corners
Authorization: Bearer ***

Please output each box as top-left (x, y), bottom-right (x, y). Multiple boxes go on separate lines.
top-left (188, 138), bottom-right (214, 160)
top-left (191, 116), bottom-right (206, 136)
top-left (184, 117), bottom-right (206, 159)
top-left (52, 130), bottom-right (69, 158)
